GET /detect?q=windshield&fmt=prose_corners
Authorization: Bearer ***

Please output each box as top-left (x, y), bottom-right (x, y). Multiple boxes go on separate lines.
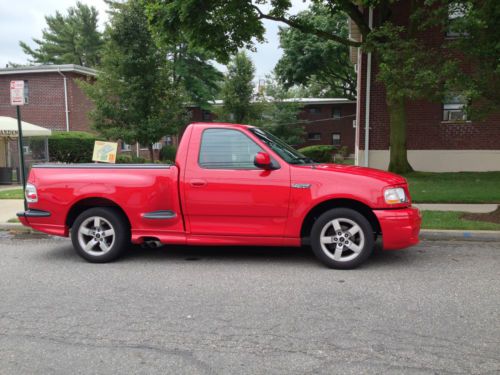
top-left (249, 127), bottom-right (314, 165)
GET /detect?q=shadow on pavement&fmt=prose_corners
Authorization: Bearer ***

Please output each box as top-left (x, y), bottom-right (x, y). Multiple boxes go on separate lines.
top-left (35, 236), bottom-right (423, 269)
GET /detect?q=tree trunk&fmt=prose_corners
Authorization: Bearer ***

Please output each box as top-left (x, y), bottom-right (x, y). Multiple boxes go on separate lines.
top-left (148, 144), bottom-right (154, 163)
top-left (387, 97), bottom-right (414, 174)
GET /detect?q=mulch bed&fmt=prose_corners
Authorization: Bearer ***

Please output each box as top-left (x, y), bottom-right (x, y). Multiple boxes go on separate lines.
top-left (461, 207), bottom-right (500, 224)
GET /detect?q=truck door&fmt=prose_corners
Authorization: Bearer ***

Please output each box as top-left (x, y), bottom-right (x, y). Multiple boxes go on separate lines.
top-left (183, 127), bottom-right (291, 237)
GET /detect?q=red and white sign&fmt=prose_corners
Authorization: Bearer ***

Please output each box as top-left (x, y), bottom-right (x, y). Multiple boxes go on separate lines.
top-left (10, 80), bottom-right (25, 106)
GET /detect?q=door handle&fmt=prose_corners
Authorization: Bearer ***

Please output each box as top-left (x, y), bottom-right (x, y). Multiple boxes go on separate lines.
top-left (190, 179), bottom-right (207, 187)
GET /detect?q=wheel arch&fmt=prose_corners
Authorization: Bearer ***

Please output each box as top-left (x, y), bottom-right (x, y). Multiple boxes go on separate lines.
top-left (300, 198), bottom-right (381, 242)
top-left (66, 197), bottom-right (131, 230)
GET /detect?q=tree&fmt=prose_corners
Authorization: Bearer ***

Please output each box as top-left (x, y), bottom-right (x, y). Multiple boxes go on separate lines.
top-left (443, 0), bottom-right (500, 117)
top-left (82, 0), bottom-right (187, 161)
top-left (255, 79), bottom-right (304, 146)
top-left (275, 4), bottom-right (356, 100)
top-left (170, 44), bottom-right (223, 108)
top-left (20, 2), bottom-right (102, 67)
top-left (221, 51), bottom-right (256, 123)
top-left (146, 0), bottom-right (500, 173)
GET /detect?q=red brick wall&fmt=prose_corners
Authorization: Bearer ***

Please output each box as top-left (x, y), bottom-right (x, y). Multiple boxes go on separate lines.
top-left (67, 73), bottom-right (94, 132)
top-left (298, 103), bottom-right (356, 153)
top-left (357, 3), bottom-right (500, 151)
top-left (0, 72), bottom-right (94, 133)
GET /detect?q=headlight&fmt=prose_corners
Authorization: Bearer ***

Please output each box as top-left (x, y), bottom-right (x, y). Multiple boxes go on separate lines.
top-left (25, 183), bottom-right (38, 203)
top-left (384, 187), bottom-right (407, 204)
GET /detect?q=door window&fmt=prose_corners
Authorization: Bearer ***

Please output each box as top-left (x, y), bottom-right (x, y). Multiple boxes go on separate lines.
top-left (199, 129), bottom-right (263, 169)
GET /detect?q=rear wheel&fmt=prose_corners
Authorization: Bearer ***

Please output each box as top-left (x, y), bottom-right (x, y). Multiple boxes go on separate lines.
top-left (71, 207), bottom-right (130, 263)
top-left (310, 208), bottom-right (374, 269)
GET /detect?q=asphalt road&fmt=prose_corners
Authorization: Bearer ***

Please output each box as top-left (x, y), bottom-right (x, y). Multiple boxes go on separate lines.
top-left (0, 233), bottom-right (499, 374)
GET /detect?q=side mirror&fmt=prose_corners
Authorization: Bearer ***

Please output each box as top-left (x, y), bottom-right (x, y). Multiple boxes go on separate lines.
top-left (254, 152), bottom-right (273, 170)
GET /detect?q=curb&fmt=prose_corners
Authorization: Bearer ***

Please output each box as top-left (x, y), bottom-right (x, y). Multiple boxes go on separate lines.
top-left (420, 229), bottom-right (500, 242)
top-left (0, 223), bottom-right (37, 233)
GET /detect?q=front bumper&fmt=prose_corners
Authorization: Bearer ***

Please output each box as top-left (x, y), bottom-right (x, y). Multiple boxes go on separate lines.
top-left (374, 207), bottom-right (421, 250)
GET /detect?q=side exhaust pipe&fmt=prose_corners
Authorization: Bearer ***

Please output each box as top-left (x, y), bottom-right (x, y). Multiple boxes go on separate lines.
top-left (142, 240), bottom-right (163, 249)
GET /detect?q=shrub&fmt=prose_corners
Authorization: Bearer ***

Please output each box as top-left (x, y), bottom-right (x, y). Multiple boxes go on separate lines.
top-left (116, 154), bottom-right (132, 164)
top-left (338, 145), bottom-right (349, 157)
top-left (159, 145), bottom-right (177, 162)
top-left (298, 145), bottom-right (337, 163)
top-left (48, 131), bottom-right (98, 163)
top-left (130, 156), bottom-right (147, 164)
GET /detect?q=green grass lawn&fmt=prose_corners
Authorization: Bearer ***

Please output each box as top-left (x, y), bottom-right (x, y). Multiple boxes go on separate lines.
top-left (0, 189), bottom-right (23, 199)
top-left (404, 171), bottom-right (500, 203)
top-left (421, 210), bottom-right (500, 230)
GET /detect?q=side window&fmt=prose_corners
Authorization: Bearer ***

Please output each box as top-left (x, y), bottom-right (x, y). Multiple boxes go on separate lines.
top-left (199, 129), bottom-right (263, 169)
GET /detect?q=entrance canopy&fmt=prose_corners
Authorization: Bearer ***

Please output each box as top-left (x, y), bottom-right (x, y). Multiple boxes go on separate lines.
top-left (0, 116), bottom-right (52, 137)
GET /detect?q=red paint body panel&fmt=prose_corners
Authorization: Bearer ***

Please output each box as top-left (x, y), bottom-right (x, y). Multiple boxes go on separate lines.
top-left (374, 207), bottom-right (421, 250)
top-left (21, 122), bottom-right (421, 252)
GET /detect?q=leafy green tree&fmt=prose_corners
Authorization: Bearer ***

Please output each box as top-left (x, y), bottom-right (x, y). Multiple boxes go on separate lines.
top-left (256, 79), bottom-right (304, 146)
top-left (275, 4), bottom-right (356, 100)
top-left (82, 0), bottom-right (187, 161)
top-left (146, 0), bottom-right (500, 173)
top-left (171, 44), bottom-right (223, 108)
top-left (20, 2), bottom-right (102, 67)
top-left (443, 0), bottom-right (500, 117)
top-left (221, 51), bottom-right (256, 123)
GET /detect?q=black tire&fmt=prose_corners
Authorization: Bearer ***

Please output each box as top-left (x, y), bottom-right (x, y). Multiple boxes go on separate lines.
top-left (70, 207), bottom-right (130, 263)
top-left (310, 208), bottom-right (374, 269)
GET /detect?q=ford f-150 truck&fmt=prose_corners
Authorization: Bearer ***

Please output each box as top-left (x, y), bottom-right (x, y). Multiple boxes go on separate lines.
top-left (18, 123), bottom-right (421, 269)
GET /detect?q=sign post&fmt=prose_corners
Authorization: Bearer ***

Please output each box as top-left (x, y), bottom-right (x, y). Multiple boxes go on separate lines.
top-left (10, 80), bottom-right (27, 210)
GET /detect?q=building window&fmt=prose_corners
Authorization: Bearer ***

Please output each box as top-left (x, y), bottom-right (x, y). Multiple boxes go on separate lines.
top-left (121, 142), bottom-right (131, 151)
top-left (202, 110), bottom-right (212, 121)
top-left (308, 132), bottom-right (321, 141)
top-left (332, 133), bottom-right (341, 147)
top-left (308, 107), bottom-right (321, 115)
top-left (446, 2), bottom-right (468, 38)
top-left (443, 94), bottom-right (468, 121)
top-left (332, 107), bottom-right (341, 119)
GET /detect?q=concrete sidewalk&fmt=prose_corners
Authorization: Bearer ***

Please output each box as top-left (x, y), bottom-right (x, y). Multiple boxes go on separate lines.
top-left (0, 199), bottom-right (24, 223)
top-left (413, 203), bottom-right (498, 213)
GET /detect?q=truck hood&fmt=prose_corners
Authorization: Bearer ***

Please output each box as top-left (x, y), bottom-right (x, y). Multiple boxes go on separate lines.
top-left (294, 163), bottom-right (407, 186)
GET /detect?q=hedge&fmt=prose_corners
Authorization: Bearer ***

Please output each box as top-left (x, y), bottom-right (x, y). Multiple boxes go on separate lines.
top-left (159, 145), bottom-right (177, 162)
top-left (297, 145), bottom-right (337, 163)
top-left (116, 154), bottom-right (147, 164)
top-left (48, 131), bottom-right (98, 163)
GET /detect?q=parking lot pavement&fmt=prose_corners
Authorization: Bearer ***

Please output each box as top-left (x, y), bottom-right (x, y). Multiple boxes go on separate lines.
top-left (0, 234), bottom-right (499, 374)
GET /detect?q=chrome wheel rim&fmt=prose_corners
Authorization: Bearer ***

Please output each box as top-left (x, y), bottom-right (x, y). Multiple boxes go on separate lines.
top-left (319, 218), bottom-right (365, 262)
top-left (77, 216), bottom-right (116, 256)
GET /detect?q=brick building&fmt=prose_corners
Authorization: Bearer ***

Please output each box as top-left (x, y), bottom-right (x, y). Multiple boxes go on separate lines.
top-left (352, 4), bottom-right (500, 171)
top-left (1, 64), bottom-right (357, 158)
top-left (190, 98), bottom-right (357, 153)
top-left (0, 64), bottom-right (95, 132)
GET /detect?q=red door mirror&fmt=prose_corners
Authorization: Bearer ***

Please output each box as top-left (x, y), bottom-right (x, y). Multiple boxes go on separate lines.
top-left (254, 152), bottom-right (273, 170)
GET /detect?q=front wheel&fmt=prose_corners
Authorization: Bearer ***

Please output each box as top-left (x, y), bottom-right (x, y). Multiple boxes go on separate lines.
top-left (310, 208), bottom-right (374, 269)
top-left (71, 207), bottom-right (130, 263)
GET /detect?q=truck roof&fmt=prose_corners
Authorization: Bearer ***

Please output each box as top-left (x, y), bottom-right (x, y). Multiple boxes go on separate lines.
top-left (189, 122), bottom-right (254, 130)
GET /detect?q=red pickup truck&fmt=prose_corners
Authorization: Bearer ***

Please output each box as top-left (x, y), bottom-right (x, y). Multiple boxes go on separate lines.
top-left (18, 123), bottom-right (421, 269)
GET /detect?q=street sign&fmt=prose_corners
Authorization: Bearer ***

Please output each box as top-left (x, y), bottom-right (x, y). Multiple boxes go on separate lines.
top-left (10, 80), bottom-right (25, 106)
top-left (92, 141), bottom-right (118, 163)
